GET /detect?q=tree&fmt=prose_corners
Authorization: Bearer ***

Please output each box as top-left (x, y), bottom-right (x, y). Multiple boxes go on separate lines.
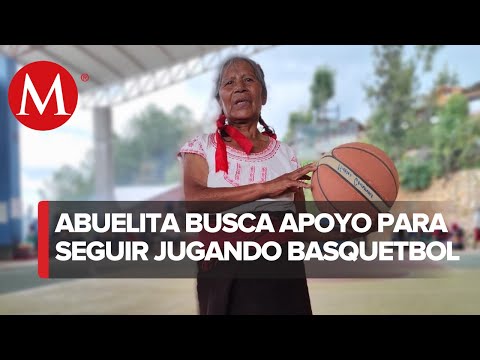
top-left (433, 93), bottom-right (473, 176)
top-left (283, 66), bottom-right (335, 143)
top-left (364, 45), bottom-right (443, 161)
top-left (415, 45), bottom-right (444, 72)
top-left (41, 104), bottom-right (195, 200)
top-left (114, 104), bottom-right (195, 184)
top-left (39, 152), bottom-right (94, 201)
top-left (283, 109), bottom-right (313, 143)
top-left (310, 66), bottom-right (335, 122)
top-left (434, 64), bottom-right (459, 88)
top-left (416, 63), bottom-right (460, 130)
top-left (461, 114), bottom-right (480, 169)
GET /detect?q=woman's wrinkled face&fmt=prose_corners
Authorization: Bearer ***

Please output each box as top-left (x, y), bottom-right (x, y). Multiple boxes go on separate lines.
top-left (218, 60), bottom-right (266, 122)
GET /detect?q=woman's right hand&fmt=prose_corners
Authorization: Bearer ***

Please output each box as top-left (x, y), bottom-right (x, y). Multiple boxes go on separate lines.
top-left (262, 162), bottom-right (318, 198)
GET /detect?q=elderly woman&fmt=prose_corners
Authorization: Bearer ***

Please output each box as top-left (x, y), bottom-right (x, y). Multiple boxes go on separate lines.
top-left (178, 56), bottom-right (317, 315)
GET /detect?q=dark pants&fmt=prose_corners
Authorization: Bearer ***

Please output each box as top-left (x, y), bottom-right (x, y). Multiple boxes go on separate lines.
top-left (196, 248), bottom-right (312, 315)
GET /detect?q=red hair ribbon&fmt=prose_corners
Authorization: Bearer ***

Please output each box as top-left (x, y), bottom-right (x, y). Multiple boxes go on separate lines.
top-left (215, 114), bottom-right (276, 173)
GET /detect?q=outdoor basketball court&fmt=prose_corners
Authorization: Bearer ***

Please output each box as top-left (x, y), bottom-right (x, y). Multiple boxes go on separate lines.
top-left (0, 250), bottom-right (479, 315)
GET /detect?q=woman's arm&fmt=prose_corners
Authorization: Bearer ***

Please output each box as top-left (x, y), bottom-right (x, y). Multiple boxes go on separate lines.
top-left (182, 153), bottom-right (316, 212)
top-left (183, 154), bottom-right (367, 240)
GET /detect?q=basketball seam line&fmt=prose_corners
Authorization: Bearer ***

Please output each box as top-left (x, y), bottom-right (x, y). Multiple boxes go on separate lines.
top-left (333, 146), bottom-right (399, 196)
top-left (316, 164), bottom-right (343, 216)
top-left (318, 161), bottom-right (383, 213)
top-left (320, 154), bottom-right (389, 213)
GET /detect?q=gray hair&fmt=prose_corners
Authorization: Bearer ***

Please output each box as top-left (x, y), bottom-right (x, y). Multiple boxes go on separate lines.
top-left (214, 56), bottom-right (267, 102)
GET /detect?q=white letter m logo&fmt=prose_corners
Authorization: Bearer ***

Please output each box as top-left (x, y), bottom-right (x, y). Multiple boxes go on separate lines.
top-left (17, 73), bottom-right (71, 116)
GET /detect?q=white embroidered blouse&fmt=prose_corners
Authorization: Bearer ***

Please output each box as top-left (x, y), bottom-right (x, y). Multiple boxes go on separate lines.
top-left (178, 133), bottom-right (301, 211)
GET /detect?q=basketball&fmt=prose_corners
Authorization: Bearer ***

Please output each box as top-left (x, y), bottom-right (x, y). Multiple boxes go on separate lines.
top-left (311, 142), bottom-right (399, 219)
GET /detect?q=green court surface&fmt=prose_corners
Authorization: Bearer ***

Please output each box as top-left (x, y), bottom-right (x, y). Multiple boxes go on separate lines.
top-left (0, 251), bottom-right (479, 315)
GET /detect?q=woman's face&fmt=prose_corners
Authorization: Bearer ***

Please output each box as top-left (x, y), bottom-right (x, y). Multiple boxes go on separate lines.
top-left (218, 60), bottom-right (266, 123)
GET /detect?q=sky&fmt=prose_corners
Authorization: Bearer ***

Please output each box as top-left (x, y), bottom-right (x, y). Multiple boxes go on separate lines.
top-left (17, 45), bottom-right (480, 212)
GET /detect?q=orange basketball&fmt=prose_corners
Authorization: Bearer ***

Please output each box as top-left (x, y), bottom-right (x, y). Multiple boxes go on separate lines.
top-left (311, 142), bottom-right (399, 219)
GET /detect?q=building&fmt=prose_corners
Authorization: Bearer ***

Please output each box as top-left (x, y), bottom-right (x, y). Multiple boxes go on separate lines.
top-left (435, 82), bottom-right (480, 114)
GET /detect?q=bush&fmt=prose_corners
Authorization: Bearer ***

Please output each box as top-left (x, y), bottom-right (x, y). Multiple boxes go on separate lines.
top-left (398, 157), bottom-right (434, 191)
